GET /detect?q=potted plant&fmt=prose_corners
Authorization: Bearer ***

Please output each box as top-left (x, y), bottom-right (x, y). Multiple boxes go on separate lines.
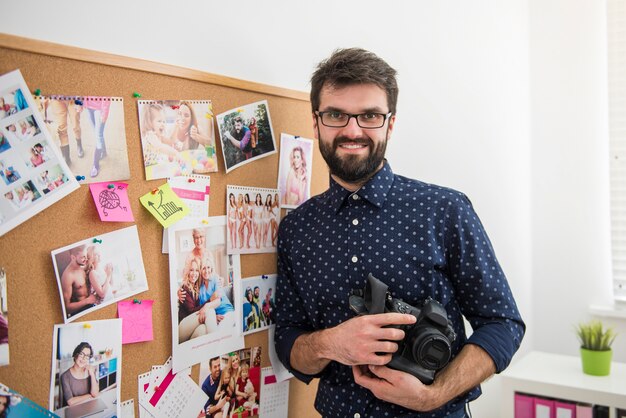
top-left (575, 320), bottom-right (617, 376)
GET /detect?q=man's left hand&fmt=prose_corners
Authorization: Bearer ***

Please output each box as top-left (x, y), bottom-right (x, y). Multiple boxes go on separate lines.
top-left (352, 365), bottom-right (439, 412)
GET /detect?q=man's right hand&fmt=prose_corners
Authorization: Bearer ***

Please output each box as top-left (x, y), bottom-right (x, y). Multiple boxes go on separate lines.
top-left (322, 313), bottom-right (416, 366)
top-left (84, 294), bottom-right (97, 305)
top-left (177, 287), bottom-right (186, 303)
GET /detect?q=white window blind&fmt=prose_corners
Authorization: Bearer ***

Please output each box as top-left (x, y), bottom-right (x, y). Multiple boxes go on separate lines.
top-left (609, 0), bottom-right (626, 301)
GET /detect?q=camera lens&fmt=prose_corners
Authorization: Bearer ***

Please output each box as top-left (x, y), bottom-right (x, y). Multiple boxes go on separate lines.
top-left (410, 330), bottom-right (452, 370)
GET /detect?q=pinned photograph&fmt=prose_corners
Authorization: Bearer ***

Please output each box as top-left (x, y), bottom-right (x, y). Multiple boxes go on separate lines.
top-left (49, 319), bottom-right (122, 417)
top-left (34, 95), bottom-right (131, 182)
top-left (169, 217), bottom-right (244, 373)
top-left (278, 133), bottom-right (313, 209)
top-left (241, 274), bottom-right (276, 335)
top-left (51, 225), bottom-right (149, 323)
top-left (198, 347), bottom-right (262, 418)
top-left (138, 100), bottom-right (217, 180)
top-left (0, 70), bottom-right (79, 237)
top-left (226, 185), bottom-right (280, 255)
top-left (0, 382), bottom-right (59, 417)
top-left (0, 267), bottom-right (8, 366)
top-left (217, 100), bottom-right (276, 173)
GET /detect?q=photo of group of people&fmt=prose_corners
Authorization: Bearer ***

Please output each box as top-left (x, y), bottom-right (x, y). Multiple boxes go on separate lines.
top-left (49, 319), bottom-right (122, 417)
top-left (226, 185), bottom-right (280, 255)
top-left (138, 100), bottom-right (217, 180)
top-left (198, 347), bottom-right (261, 418)
top-left (241, 274), bottom-right (276, 335)
top-left (34, 95), bottom-right (130, 182)
top-left (217, 100), bottom-right (276, 173)
top-left (50, 226), bottom-right (149, 322)
top-left (168, 218), bottom-right (244, 373)
top-left (277, 133), bottom-right (313, 209)
top-left (0, 71), bottom-right (79, 236)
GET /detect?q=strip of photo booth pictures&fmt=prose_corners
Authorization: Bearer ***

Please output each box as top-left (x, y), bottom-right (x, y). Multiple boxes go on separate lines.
top-left (50, 225), bottom-right (149, 323)
top-left (168, 217), bottom-right (244, 373)
top-left (0, 382), bottom-right (60, 418)
top-left (49, 319), bottom-right (122, 418)
top-left (137, 100), bottom-right (217, 180)
top-left (0, 70), bottom-right (79, 237)
top-left (226, 185), bottom-right (280, 255)
top-left (33, 95), bottom-right (130, 183)
top-left (277, 133), bottom-right (314, 209)
top-left (241, 274), bottom-right (276, 336)
top-left (197, 346), bottom-right (262, 418)
top-left (0, 268), bottom-right (8, 367)
top-left (217, 100), bottom-right (277, 173)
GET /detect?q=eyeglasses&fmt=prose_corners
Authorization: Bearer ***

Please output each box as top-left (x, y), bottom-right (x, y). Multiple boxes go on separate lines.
top-left (77, 352), bottom-right (92, 360)
top-left (315, 111), bottom-right (392, 129)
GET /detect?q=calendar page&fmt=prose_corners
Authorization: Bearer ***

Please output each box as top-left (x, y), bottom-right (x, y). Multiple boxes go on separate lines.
top-left (259, 366), bottom-right (289, 418)
top-left (141, 358), bottom-right (206, 418)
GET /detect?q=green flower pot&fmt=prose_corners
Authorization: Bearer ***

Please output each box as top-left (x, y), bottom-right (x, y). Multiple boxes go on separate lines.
top-left (580, 348), bottom-right (612, 376)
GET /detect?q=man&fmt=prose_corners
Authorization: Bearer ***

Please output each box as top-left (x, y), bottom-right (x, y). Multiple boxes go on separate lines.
top-left (274, 48), bottom-right (525, 417)
top-left (223, 116), bottom-right (253, 160)
top-left (60, 245), bottom-right (97, 317)
top-left (200, 357), bottom-right (230, 418)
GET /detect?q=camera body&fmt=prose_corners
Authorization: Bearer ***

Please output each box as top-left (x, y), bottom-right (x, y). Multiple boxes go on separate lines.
top-left (349, 274), bottom-right (457, 385)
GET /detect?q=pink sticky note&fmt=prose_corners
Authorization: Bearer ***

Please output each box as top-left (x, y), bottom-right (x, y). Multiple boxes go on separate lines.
top-left (90, 182), bottom-right (135, 222)
top-left (117, 300), bottom-right (154, 344)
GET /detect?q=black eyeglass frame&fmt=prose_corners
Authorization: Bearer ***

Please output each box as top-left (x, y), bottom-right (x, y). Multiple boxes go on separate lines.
top-left (315, 111), bottom-right (393, 129)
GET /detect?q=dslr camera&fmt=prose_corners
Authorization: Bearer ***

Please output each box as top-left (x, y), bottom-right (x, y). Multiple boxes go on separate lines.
top-left (349, 273), bottom-right (457, 385)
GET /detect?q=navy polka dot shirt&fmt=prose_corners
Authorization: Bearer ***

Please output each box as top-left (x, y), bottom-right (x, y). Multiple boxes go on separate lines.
top-left (275, 161), bottom-right (525, 417)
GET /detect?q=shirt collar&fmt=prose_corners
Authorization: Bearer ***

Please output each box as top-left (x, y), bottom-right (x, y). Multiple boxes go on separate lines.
top-left (327, 160), bottom-right (395, 213)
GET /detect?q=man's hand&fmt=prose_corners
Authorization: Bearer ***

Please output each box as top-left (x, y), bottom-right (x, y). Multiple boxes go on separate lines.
top-left (198, 308), bottom-right (206, 324)
top-left (353, 364), bottom-right (438, 412)
top-left (290, 313), bottom-right (416, 376)
top-left (326, 313), bottom-right (416, 366)
top-left (177, 287), bottom-right (186, 303)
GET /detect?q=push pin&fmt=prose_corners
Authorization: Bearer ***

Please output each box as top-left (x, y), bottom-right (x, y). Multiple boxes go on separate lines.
top-left (83, 323), bottom-right (92, 329)
top-left (133, 92), bottom-right (142, 98)
top-left (204, 112), bottom-right (213, 119)
top-left (187, 178), bottom-right (195, 183)
top-left (151, 188), bottom-right (158, 195)
top-left (93, 238), bottom-right (102, 244)
top-left (133, 299), bottom-right (142, 304)
top-left (107, 184), bottom-right (115, 189)
top-left (262, 275), bottom-right (268, 279)
top-left (201, 219), bottom-right (209, 224)
top-left (76, 175), bottom-right (85, 181)
top-left (34, 88), bottom-right (41, 96)
top-left (171, 105), bottom-right (179, 110)
top-left (74, 99), bottom-right (83, 106)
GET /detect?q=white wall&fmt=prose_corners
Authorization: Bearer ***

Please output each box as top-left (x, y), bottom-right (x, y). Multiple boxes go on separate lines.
top-left (4, 0), bottom-right (621, 416)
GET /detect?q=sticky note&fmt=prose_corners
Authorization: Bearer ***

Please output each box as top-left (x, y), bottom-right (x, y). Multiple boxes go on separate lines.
top-left (90, 182), bottom-right (134, 222)
top-left (139, 183), bottom-right (190, 228)
top-left (118, 299), bottom-right (154, 344)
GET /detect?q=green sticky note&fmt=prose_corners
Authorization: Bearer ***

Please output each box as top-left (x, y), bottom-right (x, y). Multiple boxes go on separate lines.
top-left (139, 183), bottom-right (190, 228)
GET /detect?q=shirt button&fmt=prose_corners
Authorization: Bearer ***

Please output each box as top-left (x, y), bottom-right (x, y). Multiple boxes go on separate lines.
top-left (354, 414), bottom-right (361, 418)
top-left (352, 194), bottom-right (360, 200)
top-left (351, 256), bottom-right (358, 263)
top-left (352, 219), bottom-right (359, 226)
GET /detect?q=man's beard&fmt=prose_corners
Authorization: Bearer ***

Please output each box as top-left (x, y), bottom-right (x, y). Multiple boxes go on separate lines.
top-left (318, 134), bottom-right (387, 183)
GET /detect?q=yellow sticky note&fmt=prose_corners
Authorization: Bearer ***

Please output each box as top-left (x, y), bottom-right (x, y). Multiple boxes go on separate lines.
top-left (139, 183), bottom-right (190, 228)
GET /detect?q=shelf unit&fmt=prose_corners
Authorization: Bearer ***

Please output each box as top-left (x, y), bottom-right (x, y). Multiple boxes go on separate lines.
top-left (501, 351), bottom-right (626, 417)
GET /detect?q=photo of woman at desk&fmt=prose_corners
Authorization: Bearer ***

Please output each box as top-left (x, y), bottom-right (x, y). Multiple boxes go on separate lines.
top-left (50, 319), bottom-right (121, 418)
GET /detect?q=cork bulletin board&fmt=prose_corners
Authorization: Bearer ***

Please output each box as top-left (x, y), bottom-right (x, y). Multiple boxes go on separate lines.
top-left (0, 33), bottom-right (324, 418)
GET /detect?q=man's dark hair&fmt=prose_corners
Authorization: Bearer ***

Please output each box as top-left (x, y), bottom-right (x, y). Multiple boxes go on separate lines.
top-left (233, 116), bottom-right (243, 124)
top-left (310, 48), bottom-right (399, 114)
top-left (209, 356), bottom-right (220, 368)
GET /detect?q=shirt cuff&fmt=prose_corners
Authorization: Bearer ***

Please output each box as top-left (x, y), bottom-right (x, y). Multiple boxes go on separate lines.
top-left (466, 322), bottom-right (524, 373)
top-left (276, 326), bottom-right (325, 384)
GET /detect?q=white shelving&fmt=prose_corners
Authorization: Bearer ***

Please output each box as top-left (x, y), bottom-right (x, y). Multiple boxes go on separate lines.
top-left (501, 351), bottom-right (626, 417)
